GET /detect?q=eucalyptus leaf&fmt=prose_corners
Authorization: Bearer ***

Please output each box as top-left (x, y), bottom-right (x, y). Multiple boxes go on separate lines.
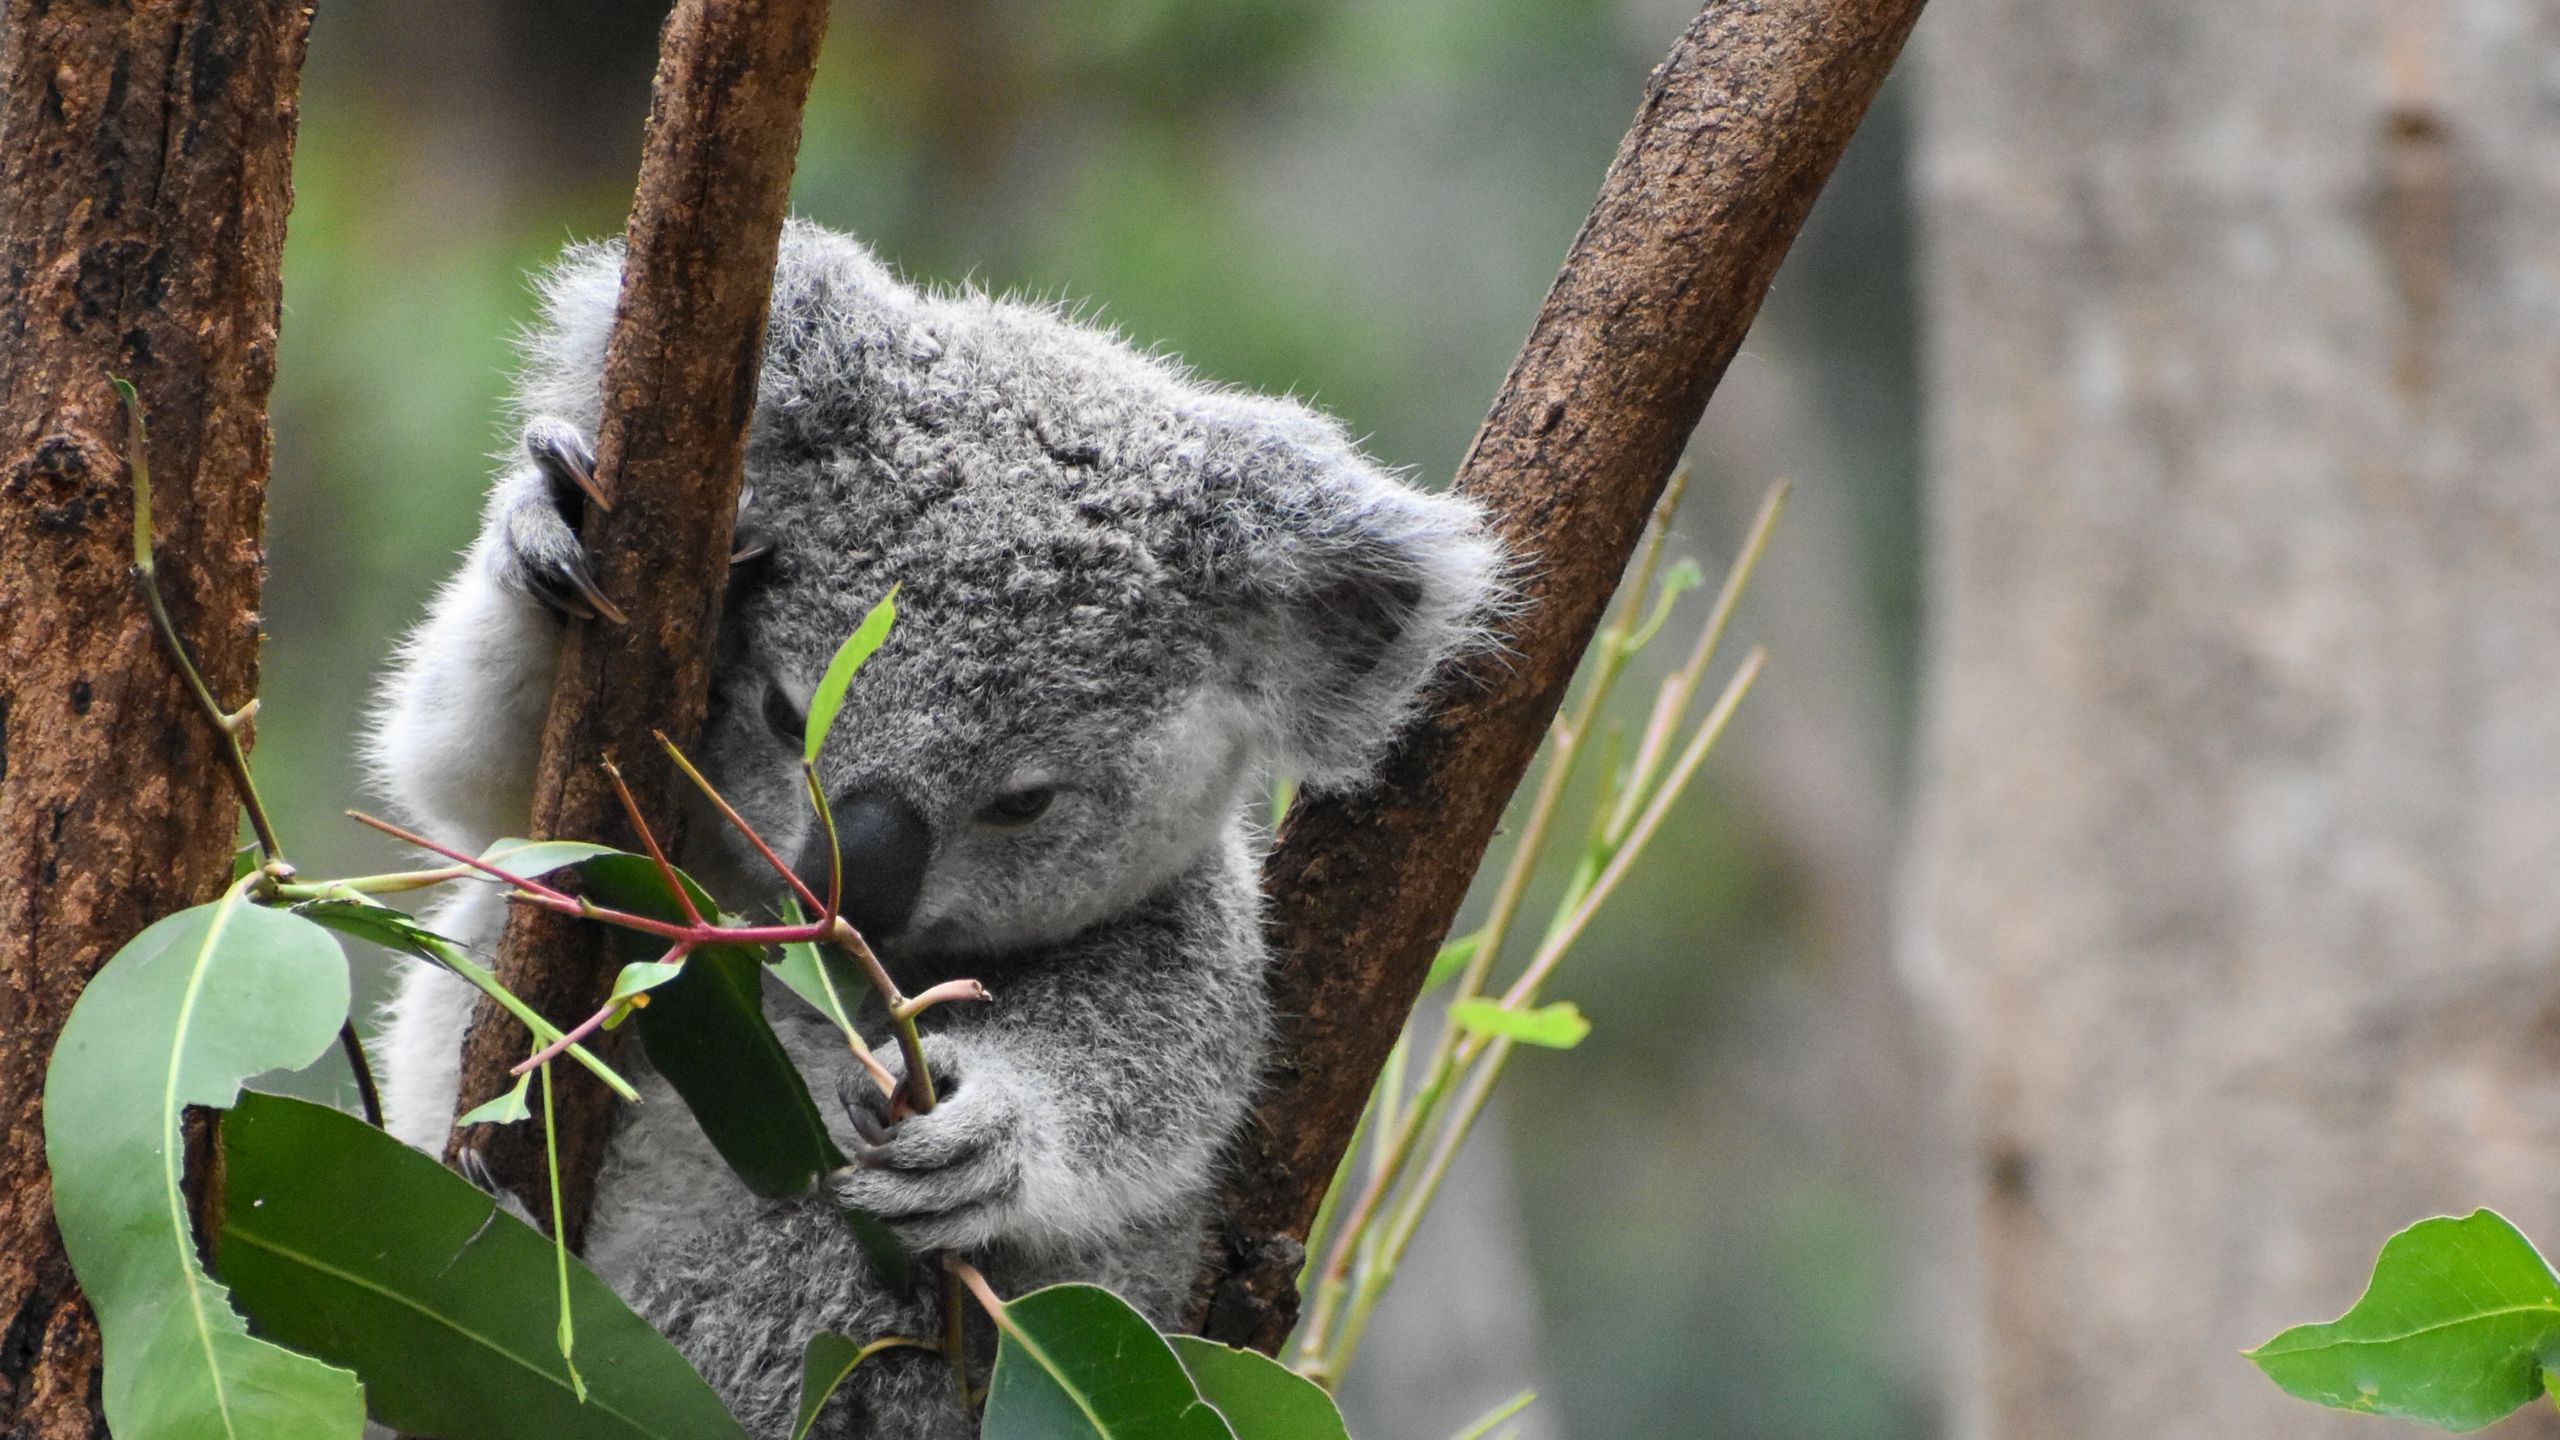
top-left (2248, 1209), bottom-right (2560, 1430)
top-left (983, 1283), bottom-right (1235, 1440)
top-left (795, 1331), bottom-right (867, 1440)
top-left (578, 855), bottom-right (846, 1199)
top-left (1628, 556), bottom-right (1705, 648)
top-left (805, 586), bottom-right (898, 762)
top-left (217, 1092), bottom-right (748, 1440)
top-left (770, 895), bottom-right (863, 1040)
top-left (609, 959), bottom-right (688, 1006)
top-left (1166, 1336), bottom-right (1350, 1440)
top-left (570, 855), bottom-right (911, 1280)
top-left (479, 836), bottom-right (626, 879)
top-left (293, 897), bottom-right (636, 1101)
top-left (1447, 999), bottom-right (1590, 1050)
top-left (455, 1073), bottom-right (533, 1127)
top-left (44, 894), bottom-right (367, 1440)
top-left (1421, 934), bottom-right (1481, 993)
top-left (792, 1331), bottom-right (931, 1440)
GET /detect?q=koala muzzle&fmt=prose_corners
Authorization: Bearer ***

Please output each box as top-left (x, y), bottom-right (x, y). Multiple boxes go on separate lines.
top-left (796, 789), bottom-right (930, 942)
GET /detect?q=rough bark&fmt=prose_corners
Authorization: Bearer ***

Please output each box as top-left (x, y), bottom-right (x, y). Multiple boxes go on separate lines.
top-left (1195, 0), bottom-right (1929, 1352)
top-left (441, 0), bottom-right (828, 1241)
top-left (0, 2), bottom-right (313, 1434)
top-left (1909, 2), bottom-right (2560, 1436)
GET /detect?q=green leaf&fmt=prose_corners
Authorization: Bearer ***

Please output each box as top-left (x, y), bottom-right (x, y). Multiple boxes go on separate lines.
top-left (478, 836), bottom-right (627, 878)
top-left (291, 896), bottom-right (449, 953)
top-left (795, 1332), bottom-right (865, 1440)
top-left (2248, 1209), bottom-right (2560, 1430)
top-left (217, 1092), bottom-right (749, 1440)
top-left (1166, 1337), bottom-right (1349, 1440)
top-left (1447, 999), bottom-right (1590, 1050)
top-left (1628, 556), bottom-right (1705, 648)
top-left (576, 856), bottom-right (845, 1198)
top-left (44, 894), bottom-right (367, 1440)
top-left (293, 898), bottom-right (636, 1102)
top-left (983, 1283), bottom-right (1235, 1440)
top-left (566, 859), bottom-right (910, 1280)
top-left (608, 959), bottom-right (687, 1006)
top-left (792, 1331), bottom-right (928, 1440)
top-left (769, 895), bottom-right (863, 1040)
top-left (1421, 933), bottom-right (1480, 993)
top-left (456, 1073), bottom-right (533, 1127)
top-left (805, 586), bottom-right (898, 762)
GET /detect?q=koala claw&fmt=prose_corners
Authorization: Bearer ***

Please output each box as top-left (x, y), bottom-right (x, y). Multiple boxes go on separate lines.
top-left (501, 420), bottom-right (628, 625)
top-left (730, 484), bottom-right (776, 568)
top-left (526, 416), bottom-right (610, 513)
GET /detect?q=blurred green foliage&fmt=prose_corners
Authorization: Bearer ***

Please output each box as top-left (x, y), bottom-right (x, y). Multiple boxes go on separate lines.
top-left (260, 2), bottom-right (1923, 1436)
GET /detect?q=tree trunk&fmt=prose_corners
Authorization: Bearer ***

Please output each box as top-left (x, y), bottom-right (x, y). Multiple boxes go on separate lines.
top-left (1197, 0), bottom-right (1930, 1352)
top-left (1910, 3), bottom-right (2560, 1436)
top-left (0, 2), bottom-right (312, 1435)
top-left (443, 0), bottom-right (829, 1239)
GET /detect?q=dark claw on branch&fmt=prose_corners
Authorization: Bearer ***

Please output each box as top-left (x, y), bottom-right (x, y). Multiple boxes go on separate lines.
top-left (528, 418), bottom-right (610, 514)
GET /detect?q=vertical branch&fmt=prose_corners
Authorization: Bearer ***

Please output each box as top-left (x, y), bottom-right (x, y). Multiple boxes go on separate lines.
top-left (442, 0), bottom-right (831, 1242)
top-left (0, 0), bottom-right (314, 1431)
top-left (1192, 0), bottom-right (1929, 1351)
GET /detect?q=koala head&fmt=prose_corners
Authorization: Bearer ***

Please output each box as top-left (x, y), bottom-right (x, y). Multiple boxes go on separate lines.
top-left (521, 221), bottom-right (1503, 959)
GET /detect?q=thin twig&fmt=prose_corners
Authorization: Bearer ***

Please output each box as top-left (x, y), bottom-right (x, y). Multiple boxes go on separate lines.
top-left (661, 731), bottom-right (829, 917)
top-left (605, 758), bottom-right (701, 926)
top-left (115, 378), bottom-right (386, 1130)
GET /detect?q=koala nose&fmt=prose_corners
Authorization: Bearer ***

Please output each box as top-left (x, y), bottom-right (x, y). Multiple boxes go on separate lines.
top-left (795, 789), bottom-right (930, 941)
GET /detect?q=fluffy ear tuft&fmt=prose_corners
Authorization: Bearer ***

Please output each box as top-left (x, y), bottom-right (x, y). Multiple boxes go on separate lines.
top-left (1211, 413), bottom-right (1508, 789)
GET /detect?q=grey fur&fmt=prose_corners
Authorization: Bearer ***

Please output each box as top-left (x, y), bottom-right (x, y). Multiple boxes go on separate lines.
top-left (369, 219), bottom-right (1502, 1437)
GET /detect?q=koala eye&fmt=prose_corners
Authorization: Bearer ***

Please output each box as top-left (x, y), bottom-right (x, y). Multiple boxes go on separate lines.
top-left (761, 678), bottom-right (808, 746)
top-left (980, 786), bottom-right (1056, 827)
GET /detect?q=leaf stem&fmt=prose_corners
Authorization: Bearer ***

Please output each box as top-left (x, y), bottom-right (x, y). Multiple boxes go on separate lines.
top-left (338, 1022), bottom-right (385, 1129)
top-left (661, 731), bottom-right (830, 918)
top-left (1297, 476), bottom-right (1691, 1366)
top-left (604, 757), bottom-right (700, 926)
top-left (273, 865), bottom-right (473, 898)
top-left (115, 377), bottom-right (291, 872)
top-left (1602, 479), bottom-right (1785, 845)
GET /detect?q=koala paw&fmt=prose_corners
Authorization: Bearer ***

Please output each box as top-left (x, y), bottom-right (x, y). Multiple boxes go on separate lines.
top-left (496, 418), bottom-right (776, 621)
top-left (496, 418), bottom-right (625, 624)
top-left (827, 1042), bottom-right (1029, 1253)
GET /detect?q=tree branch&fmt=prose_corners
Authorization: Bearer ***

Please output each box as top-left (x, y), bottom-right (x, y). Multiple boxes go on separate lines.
top-left (0, 1), bottom-right (313, 1431)
top-left (1191, 0), bottom-right (1929, 1351)
top-left (442, 0), bottom-right (830, 1243)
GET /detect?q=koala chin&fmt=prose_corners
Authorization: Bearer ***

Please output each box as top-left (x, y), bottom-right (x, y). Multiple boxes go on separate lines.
top-left (366, 219), bottom-right (1503, 1439)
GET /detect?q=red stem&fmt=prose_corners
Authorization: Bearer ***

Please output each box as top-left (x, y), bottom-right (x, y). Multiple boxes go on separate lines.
top-left (346, 811), bottom-right (575, 903)
top-left (604, 757), bottom-right (702, 926)
top-left (655, 730), bottom-right (831, 919)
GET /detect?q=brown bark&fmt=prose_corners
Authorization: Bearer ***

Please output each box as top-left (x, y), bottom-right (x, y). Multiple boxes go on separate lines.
top-left (442, 0), bottom-right (829, 1242)
top-left (1911, 2), bottom-right (2560, 1436)
top-left (1194, 0), bottom-right (1929, 1351)
top-left (0, 2), bottom-right (313, 1434)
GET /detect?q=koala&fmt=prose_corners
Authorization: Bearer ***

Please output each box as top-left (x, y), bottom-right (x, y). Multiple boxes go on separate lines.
top-left (367, 219), bottom-right (1501, 1438)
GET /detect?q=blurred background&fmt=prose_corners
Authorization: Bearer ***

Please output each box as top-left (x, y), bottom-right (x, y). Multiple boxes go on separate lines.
top-left (261, 2), bottom-right (1926, 1437)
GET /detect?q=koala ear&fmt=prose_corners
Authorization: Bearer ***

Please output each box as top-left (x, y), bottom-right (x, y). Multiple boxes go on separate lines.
top-left (1213, 419), bottom-right (1507, 789)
